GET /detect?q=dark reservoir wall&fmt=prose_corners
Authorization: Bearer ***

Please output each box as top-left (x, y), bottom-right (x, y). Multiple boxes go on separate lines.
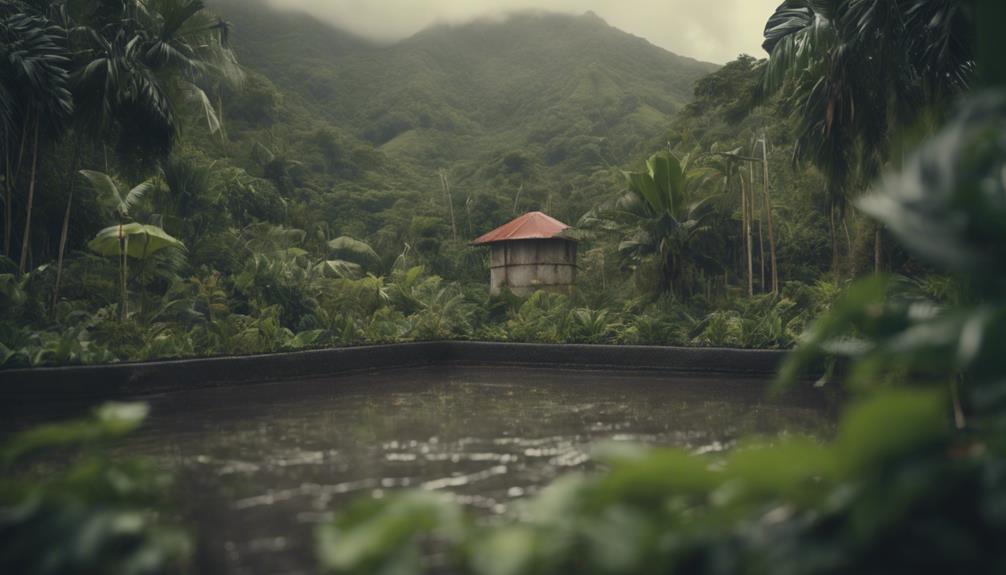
top-left (0, 342), bottom-right (798, 402)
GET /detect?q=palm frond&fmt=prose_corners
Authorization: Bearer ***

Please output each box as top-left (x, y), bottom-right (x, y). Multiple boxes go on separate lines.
top-left (179, 80), bottom-right (220, 134)
top-left (123, 179), bottom-right (155, 214)
top-left (0, 11), bottom-right (74, 130)
top-left (79, 169), bottom-right (123, 206)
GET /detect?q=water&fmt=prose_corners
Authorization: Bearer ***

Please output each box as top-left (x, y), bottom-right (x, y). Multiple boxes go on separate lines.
top-left (6, 365), bottom-right (834, 574)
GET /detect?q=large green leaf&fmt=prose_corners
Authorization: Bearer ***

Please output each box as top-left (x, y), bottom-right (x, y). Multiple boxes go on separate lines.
top-left (624, 170), bottom-right (663, 216)
top-left (327, 236), bottom-right (381, 272)
top-left (88, 223), bottom-right (184, 259)
top-left (646, 151), bottom-right (686, 217)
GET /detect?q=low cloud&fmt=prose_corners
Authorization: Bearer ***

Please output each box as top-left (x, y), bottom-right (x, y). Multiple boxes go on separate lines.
top-left (263, 0), bottom-right (779, 63)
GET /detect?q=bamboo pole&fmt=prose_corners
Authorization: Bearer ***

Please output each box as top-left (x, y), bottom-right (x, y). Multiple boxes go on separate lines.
top-left (3, 143), bottom-right (11, 257)
top-left (750, 149), bottom-right (765, 292)
top-left (830, 203), bottom-right (839, 276)
top-left (119, 226), bottom-right (128, 321)
top-left (464, 194), bottom-right (473, 238)
top-left (843, 216), bottom-right (853, 273)
top-left (874, 225), bottom-right (882, 274)
top-left (737, 165), bottom-right (745, 291)
top-left (760, 136), bottom-right (779, 294)
top-left (742, 170), bottom-right (753, 297)
top-left (5, 119), bottom-right (30, 256)
top-left (512, 183), bottom-right (524, 215)
top-left (53, 137), bottom-right (83, 310)
top-left (18, 118), bottom-right (40, 275)
top-left (439, 169), bottom-right (457, 241)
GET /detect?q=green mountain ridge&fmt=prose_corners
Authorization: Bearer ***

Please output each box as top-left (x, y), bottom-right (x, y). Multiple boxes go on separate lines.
top-left (209, 0), bottom-right (718, 233)
top-left (216, 3), bottom-right (716, 130)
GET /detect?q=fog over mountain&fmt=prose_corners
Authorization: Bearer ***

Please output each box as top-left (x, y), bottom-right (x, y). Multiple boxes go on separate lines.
top-left (262, 0), bottom-right (779, 63)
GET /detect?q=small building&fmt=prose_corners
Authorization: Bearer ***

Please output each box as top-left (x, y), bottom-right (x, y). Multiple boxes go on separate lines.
top-left (471, 211), bottom-right (577, 296)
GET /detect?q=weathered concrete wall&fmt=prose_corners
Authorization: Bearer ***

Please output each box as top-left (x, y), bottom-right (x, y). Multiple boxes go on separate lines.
top-left (489, 239), bottom-right (577, 295)
top-left (0, 342), bottom-right (811, 403)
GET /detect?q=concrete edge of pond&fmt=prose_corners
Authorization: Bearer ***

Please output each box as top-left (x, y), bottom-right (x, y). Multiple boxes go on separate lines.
top-left (0, 341), bottom-right (798, 402)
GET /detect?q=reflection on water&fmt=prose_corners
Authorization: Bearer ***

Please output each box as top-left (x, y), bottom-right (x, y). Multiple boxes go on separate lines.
top-left (8, 366), bottom-right (835, 575)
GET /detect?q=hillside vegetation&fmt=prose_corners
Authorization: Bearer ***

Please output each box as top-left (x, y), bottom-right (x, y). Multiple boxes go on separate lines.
top-left (6, 2), bottom-right (1006, 574)
top-left (212, 0), bottom-right (717, 237)
top-left (0, 0), bottom-right (934, 366)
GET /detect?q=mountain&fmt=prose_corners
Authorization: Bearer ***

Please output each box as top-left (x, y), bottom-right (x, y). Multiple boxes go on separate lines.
top-left (207, 0), bottom-right (717, 244)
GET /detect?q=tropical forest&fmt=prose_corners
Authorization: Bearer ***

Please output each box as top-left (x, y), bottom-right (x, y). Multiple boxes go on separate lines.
top-left (2, 0), bottom-right (1006, 573)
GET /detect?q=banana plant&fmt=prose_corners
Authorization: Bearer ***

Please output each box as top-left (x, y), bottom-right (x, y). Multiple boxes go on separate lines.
top-left (81, 170), bottom-right (184, 320)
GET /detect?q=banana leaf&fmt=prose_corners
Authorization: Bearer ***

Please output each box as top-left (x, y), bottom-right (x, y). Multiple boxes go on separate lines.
top-left (88, 223), bottom-right (184, 259)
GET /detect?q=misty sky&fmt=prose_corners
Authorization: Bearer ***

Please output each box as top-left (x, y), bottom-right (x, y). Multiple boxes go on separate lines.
top-left (263, 0), bottom-right (780, 64)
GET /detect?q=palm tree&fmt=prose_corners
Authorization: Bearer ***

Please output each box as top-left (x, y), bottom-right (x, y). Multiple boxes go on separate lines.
top-left (708, 146), bottom-right (753, 295)
top-left (51, 0), bottom-right (238, 306)
top-left (761, 0), bottom-right (974, 274)
top-left (0, 5), bottom-right (73, 272)
top-left (71, 0), bottom-right (237, 158)
top-left (588, 151), bottom-right (720, 297)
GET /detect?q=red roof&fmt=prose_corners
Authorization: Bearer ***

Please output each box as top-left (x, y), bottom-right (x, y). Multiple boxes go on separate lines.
top-left (471, 211), bottom-right (573, 245)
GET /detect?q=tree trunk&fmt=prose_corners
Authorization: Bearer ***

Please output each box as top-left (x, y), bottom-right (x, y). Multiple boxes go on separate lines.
top-left (18, 118), bottom-right (40, 275)
top-left (874, 224), bottom-right (883, 274)
top-left (761, 138), bottom-right (779, 293)
top-left (52, 139), bottom-right (83, 310)
top-left (737, 167), bottom-right (745, 287)
top-left (440, 169), bottom-right (457, 241)
top-left (750, 155), bottom-right (765, 292)
top-left (742, 172), bottom-right (753, 297)
top-left (139, 234), bottom-right (150, 317)
top-left (951, 374), bottom-right (967, 430)
top-left (465, 195), bottom-right (473, 238)
top-left (843, 216), bottom-right (853, 273)
top-left (119, 230), bottom-right (129, 322)
top-left (3, 147), bottom-right (11, 257)
top-left (217, 86), bottom-right (227, 141)
top-left (830, 204), bottom-right (839, 277)
top-left (5, 119), bottom-right (30, 257)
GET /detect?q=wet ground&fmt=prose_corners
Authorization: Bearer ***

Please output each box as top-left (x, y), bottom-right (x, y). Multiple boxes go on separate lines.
top-left (4, 365), bottom-right (835, 574)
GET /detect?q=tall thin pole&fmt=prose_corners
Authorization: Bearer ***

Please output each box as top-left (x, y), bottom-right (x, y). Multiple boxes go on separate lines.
top-left (512, 183), bottom-right (524, 215)
top-left (18, 118), bottom-right (40, 275)
top-left (6, 119), bottom-right (30, 256)
top-left (741, 169), bottom-right (753, 297)
top-left (3, 143), bottom-right (11, 257)
top-left (874, 225), bottom-right (882, 274)
top-left (749, 148), bottom-right (765, 292)
top-left (760, 136), bottom-right (779, 294)
top-left (439, 169), bottom-right (457, 241)
top-left (120, 229), bottom-right (128, 321)
top-left (53, 135), bottom-right (83, 310)
top-left (735, 164), bottom-right (744, 287)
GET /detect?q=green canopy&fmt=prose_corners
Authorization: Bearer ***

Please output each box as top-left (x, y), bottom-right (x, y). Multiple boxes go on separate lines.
top-left (88, 223), bottom-right (184, 259)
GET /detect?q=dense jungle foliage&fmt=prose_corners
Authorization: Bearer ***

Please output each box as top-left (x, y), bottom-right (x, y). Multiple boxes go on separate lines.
top-left (317, 2), bottom-right (1006, 573)
top-left (4, 0), bottom-right (1006, 574)
top-left (0, 0), bottom-right (937, 368)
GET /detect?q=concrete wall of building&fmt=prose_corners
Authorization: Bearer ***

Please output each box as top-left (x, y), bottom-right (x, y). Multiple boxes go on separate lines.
top-left (489, 239), bottom-right (577, 296)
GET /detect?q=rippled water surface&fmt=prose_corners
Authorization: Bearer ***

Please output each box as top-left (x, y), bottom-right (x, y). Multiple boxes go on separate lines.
top-left (10, 366), bottom-right (835, 574)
